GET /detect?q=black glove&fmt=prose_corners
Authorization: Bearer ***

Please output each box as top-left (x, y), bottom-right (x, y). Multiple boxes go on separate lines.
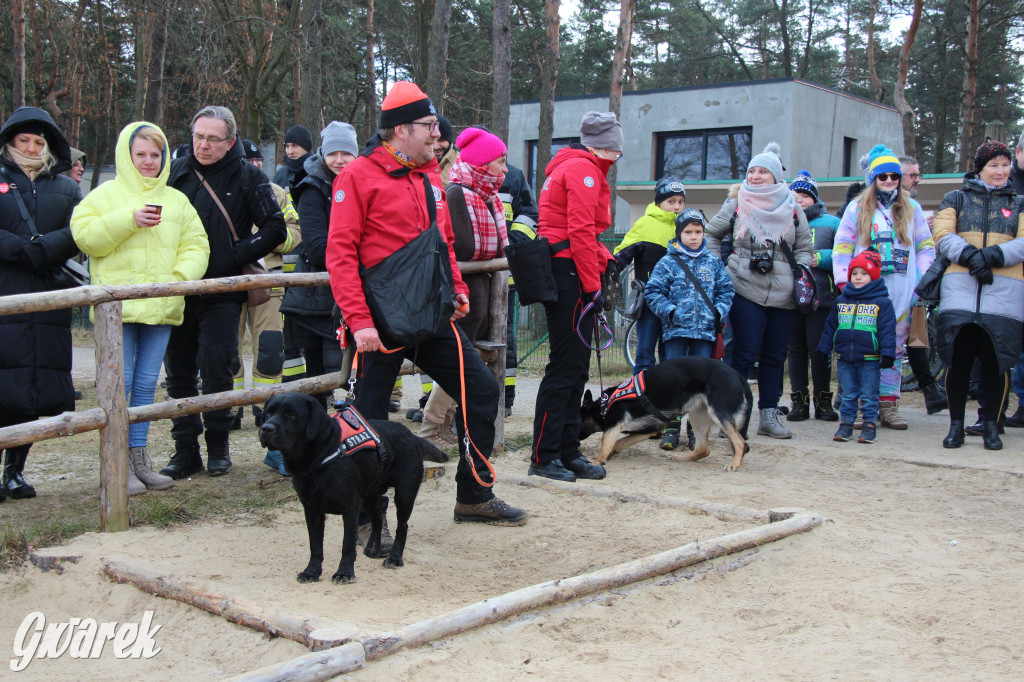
top-left (980, 245), bottom-right (1005, 268)
top-left (957, 244), bottom-right (980, 267)
top-left (21, 240), bottom-right (49, 269)
top-left (964, 250), bottom-right (993, 285)
top-left (880, 356), bottom-right (895, 369)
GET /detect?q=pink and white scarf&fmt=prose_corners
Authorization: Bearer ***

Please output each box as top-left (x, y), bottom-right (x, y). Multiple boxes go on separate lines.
top-left (447, 161), bottom-right (508, 261)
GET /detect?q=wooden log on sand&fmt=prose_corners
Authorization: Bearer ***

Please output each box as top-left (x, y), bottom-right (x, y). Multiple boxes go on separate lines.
top-left (353, 512), bottom-right (821, 660)
top-left (227, 642), bottom-right (366, 682)
top-left (502, 473), bottom-right (771, 523)
top-left (101, 560), bottom-right (359, 650)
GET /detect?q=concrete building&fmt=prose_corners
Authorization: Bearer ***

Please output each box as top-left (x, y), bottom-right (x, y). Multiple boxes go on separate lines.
top-left (507, 78), bottom-right (921, 231)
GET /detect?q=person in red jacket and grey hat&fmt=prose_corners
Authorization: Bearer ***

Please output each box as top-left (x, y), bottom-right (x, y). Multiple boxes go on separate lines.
top-left (529, 111), bottom-right (622, 483)
top-left (326, 81), bottom-right (528, 527)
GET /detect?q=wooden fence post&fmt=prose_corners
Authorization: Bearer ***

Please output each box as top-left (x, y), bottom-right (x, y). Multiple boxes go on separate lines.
top-left (486, 273), bottom-right (509, 453)
top-left (94, 301), bottom-right (130, 532)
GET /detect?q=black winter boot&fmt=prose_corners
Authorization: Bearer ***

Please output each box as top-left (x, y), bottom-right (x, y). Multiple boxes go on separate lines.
top-left (3, 446), bottom-right (37, 499)
top-left (1005, 404), bottom-right (1024, 428)
top-left (206, 433), bottom-right (232, 476)
top-left (942, 420), bottom-right (965, 449)
top-left (982, 420), bottom-right (1003, 450)
top-left (660, 417), bottom-right (681, 450)
top-left (921, 382), bottom-right (948, 415)
top-left (161, 439), bottom-right (204, 479)
top-left (786, 392), bottom-right (810, 421)
top-left (814, 392), bottom-right (839, 422)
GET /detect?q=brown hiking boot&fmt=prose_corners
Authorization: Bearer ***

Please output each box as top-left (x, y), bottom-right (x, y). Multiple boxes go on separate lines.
top-left (878, 399), bottom-right (909, 430)
top-left (356, 516), bottom-right (394, 553)
top-left (454, 497), bottom-right (529, 526)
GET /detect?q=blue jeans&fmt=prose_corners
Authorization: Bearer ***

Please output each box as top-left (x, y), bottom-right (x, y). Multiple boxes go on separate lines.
top-left (837, 359), bottom-right (880, 426)
top-left (123, 323), bottom-right (172, 447)
top-left (665, 337), bottom-right (713, 359)
top-left (632, 306), bottom-right (665, 374)
top-left (728, 295), bottom-right (796, 409)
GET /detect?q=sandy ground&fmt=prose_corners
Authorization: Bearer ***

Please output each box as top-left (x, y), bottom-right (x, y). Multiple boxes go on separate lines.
top-left (2, 349), bottom-right (1024, 679)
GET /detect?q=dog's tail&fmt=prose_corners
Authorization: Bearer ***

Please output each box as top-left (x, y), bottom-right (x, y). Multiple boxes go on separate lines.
top-left (740, 380), bottom-right (754, 439)
top-left (421, 441), bottom-right (450, 463)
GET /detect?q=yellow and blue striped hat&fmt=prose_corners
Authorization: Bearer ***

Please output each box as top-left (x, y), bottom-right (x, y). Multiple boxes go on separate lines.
top-left (867, 144), bottom-right (901, 184)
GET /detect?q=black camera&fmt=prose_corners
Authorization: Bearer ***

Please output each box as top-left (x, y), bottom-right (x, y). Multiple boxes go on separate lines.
top-left (749, 251), bottom-right (773, 275)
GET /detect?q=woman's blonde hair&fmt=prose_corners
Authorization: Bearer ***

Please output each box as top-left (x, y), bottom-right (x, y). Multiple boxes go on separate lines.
top-left (854, 181), bottom-right (912, 246)
top-left (130, 126), bottom-right (166, 151)
top-left (2, 139), bottom-right (56, 175)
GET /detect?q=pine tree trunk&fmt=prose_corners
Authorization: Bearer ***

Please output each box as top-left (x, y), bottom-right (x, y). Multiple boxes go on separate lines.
top-left (956, 0), bottom-right (979, 171)
top-left (536, 0), bottom-right (561, 193)
top-left (300, 0), bottom-right (324, 134)
top-left (12, 0), bottom-right (26, 109)
top-left (892, 0), bottom-right (921, 157)
top-left (490, 0), bottom-right (511, 142)
top-left (426, 0), bottom-right (452, 112)
top-left (143, 0), bottom-right (171, 125)
top-left (363, 0), bottom-right (379, 141)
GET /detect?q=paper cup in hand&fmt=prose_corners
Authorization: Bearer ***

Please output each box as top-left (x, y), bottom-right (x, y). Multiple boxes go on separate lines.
top-left (146, 204), bottom-right (163, 216)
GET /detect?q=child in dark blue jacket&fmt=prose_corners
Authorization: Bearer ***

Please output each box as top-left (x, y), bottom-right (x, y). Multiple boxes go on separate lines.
top-left (645, 208), bottom-right (734, 449)
top-left (816, 250), bottom-right (896, 444)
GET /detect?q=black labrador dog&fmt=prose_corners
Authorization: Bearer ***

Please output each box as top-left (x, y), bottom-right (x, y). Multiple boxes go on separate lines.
top-left (259, 393), bottom-right (449, 584)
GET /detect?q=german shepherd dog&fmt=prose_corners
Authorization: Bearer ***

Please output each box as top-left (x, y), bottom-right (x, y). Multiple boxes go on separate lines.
top-left (259, 393), bottom-right (449, 584)
top-left (579, 357), bottom-right (753, 471)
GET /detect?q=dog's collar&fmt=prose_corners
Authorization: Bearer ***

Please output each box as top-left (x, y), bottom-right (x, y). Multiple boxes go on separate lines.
top-left (602, 371), bottom-right (671, 423)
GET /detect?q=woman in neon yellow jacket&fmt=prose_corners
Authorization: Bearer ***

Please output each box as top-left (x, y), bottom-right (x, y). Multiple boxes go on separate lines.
top-left (71, 122), bottom-right (210, 494)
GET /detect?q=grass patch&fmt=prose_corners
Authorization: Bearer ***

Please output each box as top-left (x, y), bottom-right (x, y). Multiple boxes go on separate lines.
top-left (504, 432), bottom-right (535, 452)
top-left (1, 517), bottom-right (97, 571)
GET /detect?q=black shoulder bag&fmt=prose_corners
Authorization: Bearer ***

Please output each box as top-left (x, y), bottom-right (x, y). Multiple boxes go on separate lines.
top-left (671, 254), bottom-right (725, 359)
top-left (0, 166), bottom-right (88, 289)
top-left (358, 175), bottom-right (456, 347)
top-left (779, 238), bottom-right (819, 314)
top-left (915, 192), bottom-right (960, 308)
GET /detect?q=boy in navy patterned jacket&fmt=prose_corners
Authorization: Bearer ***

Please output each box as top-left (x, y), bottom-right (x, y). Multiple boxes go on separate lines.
top-left (645, 208), bottom-right (734, 449)
top-left (815, 250), bottom-right (896, 444)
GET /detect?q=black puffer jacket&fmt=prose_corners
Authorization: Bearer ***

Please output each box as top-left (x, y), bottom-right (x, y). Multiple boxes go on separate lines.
top-left (0, 107), bottom-right (82, 416)
top-left (168, 138), bottom-right (286, 300)
top-left (279, 154), bottom-right (338, 339)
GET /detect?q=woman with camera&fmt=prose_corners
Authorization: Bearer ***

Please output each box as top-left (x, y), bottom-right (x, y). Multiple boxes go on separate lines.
top-left (832, 144), bottom-right (934, 430)
top-left (706, 142), bottom-right (813, 439)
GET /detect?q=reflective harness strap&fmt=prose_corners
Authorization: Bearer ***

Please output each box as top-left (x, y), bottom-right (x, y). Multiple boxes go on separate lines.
top-left (600, 371), bottom-right (672, 423)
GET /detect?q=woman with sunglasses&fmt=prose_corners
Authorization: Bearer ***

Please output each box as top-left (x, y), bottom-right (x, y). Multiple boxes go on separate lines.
top-left (833, 144), bottom-right (935, 430)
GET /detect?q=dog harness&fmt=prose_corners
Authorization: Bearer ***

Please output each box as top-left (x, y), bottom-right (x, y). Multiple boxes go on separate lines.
top-left (311, 406), bottom-right (386, 471)
top-left (600, 371), bottom-right (671, 423)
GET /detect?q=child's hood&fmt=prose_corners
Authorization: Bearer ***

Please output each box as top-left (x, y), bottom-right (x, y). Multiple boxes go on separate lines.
top-left (842, 277), bottom-right (889, 300)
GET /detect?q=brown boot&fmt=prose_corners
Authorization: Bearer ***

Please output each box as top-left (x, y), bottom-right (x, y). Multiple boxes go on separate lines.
top-left (418, 386), bottom-right (456, 442)
top-left (126, 454), bottom-right (147, 497)
top-left (453, 497), bottom-right (529, 526)
top-left (440, 406), bottom-right (458, 445)
top-left (129, 447), bottom-right (175, 491)
top-left (878, 399), bottom-right (909, 430)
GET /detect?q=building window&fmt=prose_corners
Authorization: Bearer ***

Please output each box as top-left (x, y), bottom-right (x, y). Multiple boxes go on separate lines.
top-left (526, 137), bottom-right (580, 193)
top-left (655, 128), bottom-right (752, 181)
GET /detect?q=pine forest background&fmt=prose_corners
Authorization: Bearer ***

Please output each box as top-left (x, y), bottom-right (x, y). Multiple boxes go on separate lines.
top-left (2, 0), bottom-right (1022, 190)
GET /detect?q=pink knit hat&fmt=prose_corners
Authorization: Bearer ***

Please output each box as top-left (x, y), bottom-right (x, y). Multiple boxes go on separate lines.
top-left (455, 127), bottom-right (507, 167)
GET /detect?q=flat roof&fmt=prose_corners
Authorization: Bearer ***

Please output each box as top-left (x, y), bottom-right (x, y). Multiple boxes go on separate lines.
top-left (511, 77), bottom-right (897, 112)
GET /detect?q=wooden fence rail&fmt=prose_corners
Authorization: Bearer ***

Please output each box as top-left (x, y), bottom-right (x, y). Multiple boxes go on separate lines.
top-left (0, 260), bottom-right (508, 532)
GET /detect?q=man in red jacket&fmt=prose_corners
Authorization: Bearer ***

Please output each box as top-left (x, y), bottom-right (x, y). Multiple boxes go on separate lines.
top-left (326, 81), bottom-right (527, 526)
top-left (530, 111), bottom-right (623, 482)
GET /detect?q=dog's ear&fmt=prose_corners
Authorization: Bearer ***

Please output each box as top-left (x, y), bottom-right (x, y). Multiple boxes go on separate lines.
top-left (304, 395), bottom-right (327, 443)
top-left (583, 389), bottom-right (593, 405)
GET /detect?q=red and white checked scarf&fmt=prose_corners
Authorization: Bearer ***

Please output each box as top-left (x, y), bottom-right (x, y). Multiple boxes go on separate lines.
top-left (447, 160), bottom-right (508, 261)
